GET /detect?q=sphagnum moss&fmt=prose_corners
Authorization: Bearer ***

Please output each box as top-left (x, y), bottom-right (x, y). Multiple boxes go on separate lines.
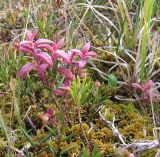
top-left (0, 81), bottom-right (154, 156)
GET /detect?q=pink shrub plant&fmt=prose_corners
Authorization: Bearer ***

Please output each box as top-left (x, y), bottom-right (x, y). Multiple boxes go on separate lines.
top-left (132, 80), bottom-right (159, 102)
top-left (18, 28), bottom-right (97, 96)
top-left (40, 108), bottom-right (56, 128)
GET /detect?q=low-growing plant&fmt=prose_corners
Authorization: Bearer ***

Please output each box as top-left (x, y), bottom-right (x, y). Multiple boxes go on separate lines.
top-left (132, 80), bottom-right (159, 103)
top-left (18, 28), bottom-right (97, 96)
top-left (70, 77), bottom-right (108, 107)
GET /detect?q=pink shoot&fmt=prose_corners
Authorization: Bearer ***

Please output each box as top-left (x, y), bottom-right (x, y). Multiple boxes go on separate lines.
top-left (37, 44), bottom-right (53, 52)
top-left (95, 80), bottom-right (100, 89)
top-left (58, 67), bottom-right (74, 80)
top-left (26, 28), bottom-right (38, 41)
top-left (36, 52), bottom-right (53, 66)
top-left (35, 39), bottom-right (53, 46)
top-left (19, 63), bottom-right (37, 80)
top-left (82, 43), bottom-right (90, 54)
top-left (37, 63), bottom-right (49, 82)
top-left (132, 80), bottom-right (159, 102)
top-left (52, 38), bottom-right (64, 52)
top-left (53, 50), bottom-right (70, 64)
top-left (41, 108), bottom-right (56, 129)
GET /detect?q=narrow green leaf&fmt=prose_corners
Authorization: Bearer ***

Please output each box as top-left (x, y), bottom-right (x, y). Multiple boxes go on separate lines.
top-left (20, 127), bottom-right (36, 147)
top-left (48, 142), bottom-right (56, 156)
top-left (37, 20), bottom-right (44, 33)
top-left (0, 111), bottom-right (12, 147)
top-left (60, 144), bottom-right (77, 155)
top-left (24, 148), bottom-right (30, 157)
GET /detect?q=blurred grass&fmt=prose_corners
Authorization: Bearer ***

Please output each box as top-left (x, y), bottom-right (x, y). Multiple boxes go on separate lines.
top-left (140, 0), bottom-right (155, 82)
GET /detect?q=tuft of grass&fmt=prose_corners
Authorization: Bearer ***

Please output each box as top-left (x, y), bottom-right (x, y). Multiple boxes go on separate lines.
top-left (140, 0), bottom-right (155, 82)
top-left (0, 111), bottom-right (13, 148)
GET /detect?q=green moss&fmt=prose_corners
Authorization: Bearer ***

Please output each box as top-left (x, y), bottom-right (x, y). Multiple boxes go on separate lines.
top-left (0, 87), bottom-right (154, 156)
top-left (139, 148), bottom-right (157, 157)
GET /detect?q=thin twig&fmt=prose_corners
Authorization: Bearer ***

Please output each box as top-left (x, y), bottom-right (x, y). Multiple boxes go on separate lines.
top-left (99, 106), bottom-right (126, 146)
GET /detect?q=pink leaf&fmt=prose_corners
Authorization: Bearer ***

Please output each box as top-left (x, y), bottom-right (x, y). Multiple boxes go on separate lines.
top-left (26, 31), bottom-right (33, 41)
top-left (19, 45), bottom-right (34, 54)
top-left (59, 86), bottom-right (70, 91)
top-left (82, 43), bottom-right (90, 54)
top-left (69, 49), bottom-right (82, 60)
top-left (59, 80), bottom-right (71, 89)
top-left (45, 108), bottom-right (53, 118)
top-left (132, 80), bottom-right (153, 92)
top-left (57, 38), bottom-right (64, 49)
top-left (34, 48), bottom-right (41, 54)
top-left (73, 60), bottom-right (87, 69)
top-left (19, 63), bottom-right (36, 79)
top-left (35, 39), bottom-right (53, 46)
top-left (19, 41), bottom-right (34, 46)
top-left (41, 108), bottom-right (56, 128)
top-left (58, 67), bottom-right (74, 80)
top-left (132, 83), bottom-right (143, 91)
top-left (85, 51), bottom-right (97, 59)
top-left (63, 79), bottom-right (71, 87)
top-left (31, 28), bottom-right (38, 40)
top-left (56, 84), bottom-right (70, 96)
top-left (54, 89), bottom-right (65, 96)
top-left (52, 42), bottom-right (58, 51)
top-left (132, 80), bottom-right (159, 103)
top-left (142, 80), bottom-right (153, 91)
top-left (55, 84), bottom-right (70, 96)
top-left (147, 90), bottom-right (159, 102)
top-left (37, 44), bottom-right (53, 52)
top-left (78, 60), bottom-right (87, 69)
top-left (26, 28), bottom-right (38, 41)
top-left (50, 117), bottom-right (57, 124)
top-left (54, 79), bottom-right (72, 96)
top-left (37, 52), bottom-right (53, 66)
top-left (54, 50), bottom-right (70, 63)
top-left (37, 63), bottom-right (49, 82)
